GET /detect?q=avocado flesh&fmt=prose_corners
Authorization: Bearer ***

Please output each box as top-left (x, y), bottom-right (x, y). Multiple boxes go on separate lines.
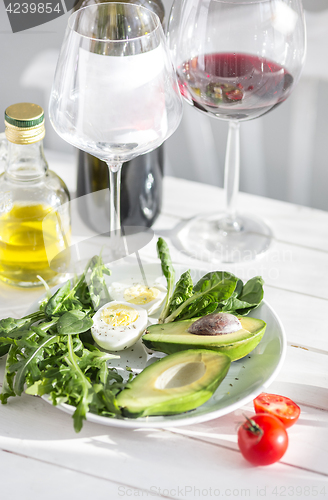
top-left (142, 316), bottom-right (266, 361)
top-left (116, 349), bottom-right (231, 418)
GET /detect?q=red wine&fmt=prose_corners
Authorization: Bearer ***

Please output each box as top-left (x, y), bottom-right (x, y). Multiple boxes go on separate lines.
top-left (178, 52), bottom-right (294, 120)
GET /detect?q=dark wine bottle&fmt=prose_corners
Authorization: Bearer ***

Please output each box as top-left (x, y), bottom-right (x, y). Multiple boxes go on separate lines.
top-left (75, 0), bottom-right (165, 229)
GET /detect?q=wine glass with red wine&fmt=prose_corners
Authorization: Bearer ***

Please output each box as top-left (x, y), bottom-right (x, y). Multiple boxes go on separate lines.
top-left (167, 0), bottom-right (306, 263)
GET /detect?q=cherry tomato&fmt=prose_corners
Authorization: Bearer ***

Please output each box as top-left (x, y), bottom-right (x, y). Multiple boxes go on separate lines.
top-left (253, 393), bottom-right (301, 428)
top-left (237, 413), bottom-right (288, 466)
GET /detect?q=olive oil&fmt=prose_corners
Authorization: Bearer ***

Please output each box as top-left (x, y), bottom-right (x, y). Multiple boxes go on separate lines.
top-left (0, 202), bottom-right (70, 286)
top-left (0, 103), bottom-right (71, 287)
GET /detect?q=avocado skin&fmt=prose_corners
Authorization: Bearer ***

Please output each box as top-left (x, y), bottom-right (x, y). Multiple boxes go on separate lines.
top-left (142, 316), bottom-right (266, 361)
top-left (143, 334), bottom-right (264, 360)
top-left (116, 349), bottom-right (231, 418)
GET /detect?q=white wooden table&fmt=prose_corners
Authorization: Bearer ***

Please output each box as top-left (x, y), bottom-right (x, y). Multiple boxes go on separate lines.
top-left (1, 173), bottom-right (328, 500)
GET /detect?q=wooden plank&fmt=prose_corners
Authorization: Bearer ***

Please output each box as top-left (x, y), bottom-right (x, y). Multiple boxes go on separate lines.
top-left (264, 286), bottom-right (328, 351)
top-left (162, 177), bottom-right (328, 252)
top-left (168, 402), bottom-right (328, 481)
top-left (0, 391), bottom-right (327, 500)
top-left (271, 346), bottom-right (328, 412)
top-left (142, 230), bottom-right (328, 302)
top-left (0, 448), bottom-right (159, 499)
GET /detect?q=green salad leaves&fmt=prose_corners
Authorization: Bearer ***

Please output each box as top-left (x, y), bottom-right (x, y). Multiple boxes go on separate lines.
top-left (157, 245), bottom-right (264, 323)
top-left (157, 237), bottom-right (175, 323)
top-left (0, 238), bottom-right (264, 432)
top-left (0, 255), bottom-right (123, 432)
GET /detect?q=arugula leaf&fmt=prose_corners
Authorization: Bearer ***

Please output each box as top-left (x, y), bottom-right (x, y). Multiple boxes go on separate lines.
top-left (89, 359), bottom-right (122, 416)
top-left (65, 335), bottom-right (93, 432)
top-left (0, 311), bottom-right (44, 334)
top-left (0, 254), bottom-right (123, 432)
top-left (45, 280), bottom-right (72, 317)
top-left (87, 255), bottom-right (111, 309)
top-left (157, 238), bottom-right (175, 323)
top-left (13, 335), bottom-right (58, 396)
top-left (0, 345), bottom-right (19, 403)
top-left (0, 312), bottom-right (47, 358)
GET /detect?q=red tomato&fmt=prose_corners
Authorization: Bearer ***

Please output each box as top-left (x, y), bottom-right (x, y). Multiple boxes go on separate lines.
top-left (253, 393), bottom-right (300, 428)
top-left (237, 413), bottom-right (288, 466)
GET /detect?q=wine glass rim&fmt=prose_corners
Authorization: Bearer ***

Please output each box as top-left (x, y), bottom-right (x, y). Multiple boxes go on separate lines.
top-left (67, 1), bottom-right (161, 42)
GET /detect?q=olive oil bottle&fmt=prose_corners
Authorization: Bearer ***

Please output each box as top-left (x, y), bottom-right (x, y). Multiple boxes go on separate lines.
top-left (0, 103), bottom-right (71, 287)
top-left (74, 0), bottom-right (165, 229)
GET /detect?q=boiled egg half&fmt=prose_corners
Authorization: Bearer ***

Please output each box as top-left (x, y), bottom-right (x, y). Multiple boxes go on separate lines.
top-left (91, 300), bottom-right (148, 351)
top-left (109, 282), bottom-right (167, 315)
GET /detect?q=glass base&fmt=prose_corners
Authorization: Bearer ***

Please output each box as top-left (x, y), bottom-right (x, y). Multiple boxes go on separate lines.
top-left (177, 212), bottom-right (273, 263)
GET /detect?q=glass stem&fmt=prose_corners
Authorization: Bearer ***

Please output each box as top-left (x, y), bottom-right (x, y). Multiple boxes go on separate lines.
top-left (223, 120), bottom-right (241, 232)
top-left (107, 162), bottom-right (123, 236)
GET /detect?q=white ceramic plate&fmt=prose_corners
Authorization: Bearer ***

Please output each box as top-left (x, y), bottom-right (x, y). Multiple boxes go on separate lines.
top-left (29, 257), bottom-right (287, 428)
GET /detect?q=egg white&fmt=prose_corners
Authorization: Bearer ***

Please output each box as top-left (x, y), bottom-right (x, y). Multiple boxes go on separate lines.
top-left (91, 300), bottom-right (148, 352)
top-left (109, 281), bottom-right (167, 315)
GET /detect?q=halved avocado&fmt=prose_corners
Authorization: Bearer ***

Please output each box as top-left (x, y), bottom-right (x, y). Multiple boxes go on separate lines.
top-left (116, 349), bottom-right (231, 418)
top-left (142, 316), bottom-right (266, 361)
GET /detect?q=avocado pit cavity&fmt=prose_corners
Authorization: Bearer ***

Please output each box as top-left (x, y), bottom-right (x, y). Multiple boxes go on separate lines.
top-left (188, 312), bottom-right (242, 336)
top-left (154, 361), bottom-right (206, 389)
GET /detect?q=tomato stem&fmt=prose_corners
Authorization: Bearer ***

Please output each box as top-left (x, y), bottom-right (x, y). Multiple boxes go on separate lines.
top-left (243, 414), bottom-right (264, 440)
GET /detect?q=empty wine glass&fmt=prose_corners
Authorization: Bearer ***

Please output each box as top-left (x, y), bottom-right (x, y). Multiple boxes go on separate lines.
top-left (168, 0), bottom-right (306, 263)
top-left (49, 2), bottom-right (182, 242)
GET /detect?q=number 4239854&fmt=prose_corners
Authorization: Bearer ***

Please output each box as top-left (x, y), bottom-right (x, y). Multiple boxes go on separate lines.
top-left (271, 486), bottom-right (326, 496)
top-left (6, 3), bottom-right (62, 14)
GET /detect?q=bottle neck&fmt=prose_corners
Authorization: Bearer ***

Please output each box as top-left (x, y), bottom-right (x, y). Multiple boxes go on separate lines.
top-left (6, 139), bottom-right (48, 181)
top-left (75, 0), bottom-right (165, 25)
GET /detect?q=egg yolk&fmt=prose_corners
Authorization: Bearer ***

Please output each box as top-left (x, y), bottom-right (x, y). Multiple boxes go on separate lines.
top-left (123, 285), bottom-right (159, 305)
top-left (101, 304), bottom-right (139, 327)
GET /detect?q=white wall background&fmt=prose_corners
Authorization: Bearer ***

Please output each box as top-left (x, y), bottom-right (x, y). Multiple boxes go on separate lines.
top-left (0, 0), bottom-right (327, 211)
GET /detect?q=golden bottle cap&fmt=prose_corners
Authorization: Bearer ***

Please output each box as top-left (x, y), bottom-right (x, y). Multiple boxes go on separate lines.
top-left (5, 103), bottom-right (45, 145)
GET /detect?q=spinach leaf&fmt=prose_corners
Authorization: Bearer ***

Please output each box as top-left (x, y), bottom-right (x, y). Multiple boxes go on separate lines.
top-left (157, 238), bottom-right (175, 323)
top-left (164, 271), bottom-right (238, 323)
top-left (57, 310), bottom-right (93, 336)
top-left (0, 345), bottom-right (10, 357)
top-left (216, 276), bottom-right (264, 316)
top-left (178, 296), bottom-right (218, 320)
top-left (237, 276), bottom-right (264, 313)
top-left (167, 270), bottom-right (193, 316)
